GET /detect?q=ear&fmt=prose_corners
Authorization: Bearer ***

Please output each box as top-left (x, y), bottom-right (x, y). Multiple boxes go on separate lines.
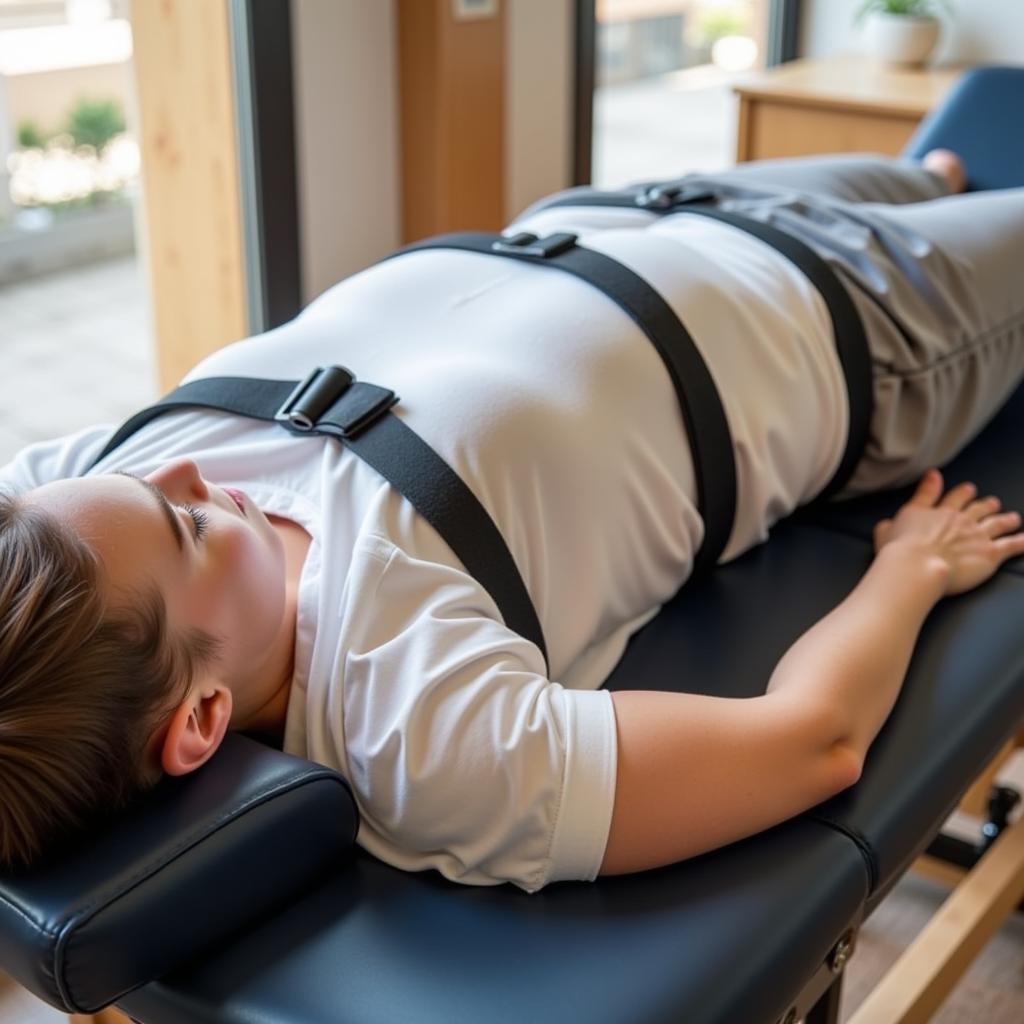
top-left (160, 684), bottom-right (233, 776)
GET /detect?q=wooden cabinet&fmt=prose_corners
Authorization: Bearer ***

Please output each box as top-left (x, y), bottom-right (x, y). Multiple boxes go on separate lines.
top-left (733, 56), bottom-right (963, 162)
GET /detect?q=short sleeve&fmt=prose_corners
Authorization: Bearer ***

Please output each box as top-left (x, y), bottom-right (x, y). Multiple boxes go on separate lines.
top-left (336, 538), bottom-right (618, 893)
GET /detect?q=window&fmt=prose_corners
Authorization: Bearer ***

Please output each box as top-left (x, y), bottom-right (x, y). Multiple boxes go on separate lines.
top-left (577, 0), bottom-right (798, 186)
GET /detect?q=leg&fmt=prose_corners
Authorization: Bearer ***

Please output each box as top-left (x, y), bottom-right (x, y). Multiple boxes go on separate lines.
top-left (685, 152), bottom-right (951, 206)
top-left (839, 187), bottom-right (1024, 493)
top-left (510, 153), bottom-right (949, 229)
top-left (666, 171), bottom-right (1024, 496)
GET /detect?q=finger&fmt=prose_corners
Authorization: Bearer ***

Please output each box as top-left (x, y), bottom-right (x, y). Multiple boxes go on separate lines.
top-left (983, 510), bottom-right (1023, 538)
top-left (966, 495), bottom-right (1001, 521)
top-left (909, 468), bottom-right (944, 507)
top-left (938, 480), bottom-right (977, 511)
top-left (993, 532), bottom-right (1024, 560)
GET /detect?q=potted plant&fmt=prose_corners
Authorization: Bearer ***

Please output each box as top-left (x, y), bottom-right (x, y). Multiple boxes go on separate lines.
top-left (856, 0), bottom-right (953, 67)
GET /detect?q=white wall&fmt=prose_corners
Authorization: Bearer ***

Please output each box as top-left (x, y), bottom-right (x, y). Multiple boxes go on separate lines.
top-left (505, 0), bottom-right (574, 220)
top-left (801, 0), bottom-right (1024, 64)
top-left (290, 0), bottom-right (401, 305)
top-left (290, 0), bottom-right (576, 303)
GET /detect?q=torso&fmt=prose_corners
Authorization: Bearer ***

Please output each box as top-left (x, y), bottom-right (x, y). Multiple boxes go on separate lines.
top-left (70, 206), bottom-right (846, 697)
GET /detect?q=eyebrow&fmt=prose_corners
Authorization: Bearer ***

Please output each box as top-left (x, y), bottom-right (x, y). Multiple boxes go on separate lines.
top-left (114, 470), bottom-right (184, 550)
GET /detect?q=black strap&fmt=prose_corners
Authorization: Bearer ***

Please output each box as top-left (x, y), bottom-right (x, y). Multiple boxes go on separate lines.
top-left (89, 368), bottom-right (550, 667)
top-left (538, 184), bottom-right (874, 500)
top-left (89, 220), bottom-right (751, 661)
top-left (391, 231), bottom-right (737, 576)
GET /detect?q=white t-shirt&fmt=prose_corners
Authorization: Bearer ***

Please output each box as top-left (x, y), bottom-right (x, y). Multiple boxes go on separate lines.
top-left (0, 204), bottom-right (846, 892)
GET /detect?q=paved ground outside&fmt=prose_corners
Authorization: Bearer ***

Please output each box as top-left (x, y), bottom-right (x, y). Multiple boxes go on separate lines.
top-left (593, 64), bottom-right (743, 188)
top-left (0, 254), bottom-right (155, 467)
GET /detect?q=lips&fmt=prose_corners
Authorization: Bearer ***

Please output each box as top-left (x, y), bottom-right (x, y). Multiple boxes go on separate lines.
top-left (224, 487), bottom-right (247, 516)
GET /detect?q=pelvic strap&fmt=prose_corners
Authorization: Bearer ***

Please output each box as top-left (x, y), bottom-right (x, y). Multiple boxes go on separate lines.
top-left (535, 182), bottom-right (874, 501)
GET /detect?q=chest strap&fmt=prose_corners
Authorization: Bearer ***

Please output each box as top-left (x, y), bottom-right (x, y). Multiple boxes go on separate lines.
top-left (88, 229), bottom-right (739, 667)
top-left (535, 182), bottom-right (874, 501)
top-left (88, 367), bottom-right (551, 667)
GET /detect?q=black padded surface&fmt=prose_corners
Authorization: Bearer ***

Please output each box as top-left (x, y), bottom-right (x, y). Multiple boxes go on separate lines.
top-left (121, 821), bottom-right (866, 1024)
top-left (604, 519), bottom-right (1024, 899)
top-left (810, 380), bottom-right (1024, 575)
top-left (119, 507), bottom-right (1024, 1023)
top-left (117, 381), bottom-right (1024, 1023)
top-left (812, 564), bottom-right (1024, 910)
top-left (802, 382), bottom-right (1024, 903)
top-left (0, 736), bottom-right (358, 1014)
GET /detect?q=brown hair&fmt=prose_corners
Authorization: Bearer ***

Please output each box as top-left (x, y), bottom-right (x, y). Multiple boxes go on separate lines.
top-left (0, 490), bottom-right (220, 870)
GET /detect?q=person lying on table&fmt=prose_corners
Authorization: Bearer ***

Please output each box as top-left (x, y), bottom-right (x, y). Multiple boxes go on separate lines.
top-left (2, 148), bottom-right (1023, 892)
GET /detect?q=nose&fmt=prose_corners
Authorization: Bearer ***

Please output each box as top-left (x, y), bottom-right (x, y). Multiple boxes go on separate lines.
top-left (145, 459), bottom-right (209, 502)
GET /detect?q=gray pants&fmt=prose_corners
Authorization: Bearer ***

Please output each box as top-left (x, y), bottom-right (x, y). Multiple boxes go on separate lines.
top-left (673, 155), bottom-right (1024, 494)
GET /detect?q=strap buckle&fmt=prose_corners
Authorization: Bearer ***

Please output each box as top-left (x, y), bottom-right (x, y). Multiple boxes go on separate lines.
top-left (275, 366), bottom-right (398, 439)
top-left (635, 185), bottom-right (716, 211)
top-left (491, 231), bottom-right (578, 258)
top-left (274, 365), bottom-right (397, 439)
top-left (275, 365), bottom-right (354, 431)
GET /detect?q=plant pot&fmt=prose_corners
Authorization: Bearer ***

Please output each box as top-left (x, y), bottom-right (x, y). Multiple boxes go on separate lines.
top-left (863, 12), bottom-right (941, 67)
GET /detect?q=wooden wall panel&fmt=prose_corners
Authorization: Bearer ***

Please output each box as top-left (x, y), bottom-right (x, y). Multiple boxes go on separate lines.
top-left (131, 0), bottom-right (247, 389)
top-left (398, 0), bottom-right (505, 242)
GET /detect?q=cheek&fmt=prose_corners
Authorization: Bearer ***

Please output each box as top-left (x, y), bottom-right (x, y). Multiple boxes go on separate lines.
top-left (198, 524), bottom-right (286, 655)
top-left (228, 523), bottom-right (284, 595)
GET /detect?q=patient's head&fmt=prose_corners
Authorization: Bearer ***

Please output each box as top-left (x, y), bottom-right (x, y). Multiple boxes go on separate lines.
top-left (0, 459), bottom-right (291, 869)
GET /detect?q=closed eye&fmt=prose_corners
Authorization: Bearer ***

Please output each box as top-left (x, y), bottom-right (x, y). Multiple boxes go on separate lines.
top-left (181, 503), bottom-right (210, 540)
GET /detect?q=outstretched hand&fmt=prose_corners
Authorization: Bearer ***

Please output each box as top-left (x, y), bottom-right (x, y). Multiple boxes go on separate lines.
top-left (873, 469), bottom-right (1024, 596)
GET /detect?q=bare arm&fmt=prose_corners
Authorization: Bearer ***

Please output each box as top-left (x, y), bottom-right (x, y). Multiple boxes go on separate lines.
top-left (600, 470), bottom-right (1024, 877)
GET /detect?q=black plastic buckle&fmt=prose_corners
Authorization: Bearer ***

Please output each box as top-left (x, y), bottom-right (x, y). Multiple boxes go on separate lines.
top-left (275, 365), bottom-right (355, 432)
top-left (491, 231), bottom-right (578, 258)
top-left (635, 185), bottom-right (716, 211)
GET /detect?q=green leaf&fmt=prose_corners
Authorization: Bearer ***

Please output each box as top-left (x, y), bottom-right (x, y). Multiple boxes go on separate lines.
top-left (64, 96), bottom-right (126, 154)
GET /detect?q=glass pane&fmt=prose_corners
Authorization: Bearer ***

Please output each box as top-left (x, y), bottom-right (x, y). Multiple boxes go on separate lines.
top-left (592, 0), bottom-right (769, 187)
top-left (0, 0), bottom-right (155, 463)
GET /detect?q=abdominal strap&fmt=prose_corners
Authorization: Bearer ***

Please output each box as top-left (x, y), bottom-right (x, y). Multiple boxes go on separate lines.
top-left (88, 185), bottom-right (871, 670)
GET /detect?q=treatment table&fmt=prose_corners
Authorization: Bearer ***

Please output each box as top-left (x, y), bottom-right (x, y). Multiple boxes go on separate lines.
top-left (2, 64), bottom-right (1023, 1024)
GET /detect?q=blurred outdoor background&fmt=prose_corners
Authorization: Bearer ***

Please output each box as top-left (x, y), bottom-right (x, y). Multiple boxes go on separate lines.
top-left (593, 0), bottom-right (763, 186)
top-left (0, 0), bottom-right (765, 465)
top-left (0, 0), bottom-right (152, 465)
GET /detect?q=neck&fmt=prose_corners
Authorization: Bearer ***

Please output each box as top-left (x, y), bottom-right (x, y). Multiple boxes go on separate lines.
top-left (238, 609), bottom-right (297, 741)
top-left (236, 515), bottom-right (312, 741)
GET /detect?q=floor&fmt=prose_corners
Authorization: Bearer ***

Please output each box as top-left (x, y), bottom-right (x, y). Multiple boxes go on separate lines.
top-left (0, 255), bottom-right (156, 465)
top-left (592, 65), bottom-right (742, 189)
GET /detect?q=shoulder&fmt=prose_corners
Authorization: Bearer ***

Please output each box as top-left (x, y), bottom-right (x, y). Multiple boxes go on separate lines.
top-left (0, 424), bottom-right (115, 491)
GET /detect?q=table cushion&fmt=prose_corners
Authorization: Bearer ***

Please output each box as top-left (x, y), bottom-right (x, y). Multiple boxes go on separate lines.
top-left (0, 737), bottom-right (357, 1014)
top-left (605, 515), bottom-right (1024, 901)
top-left (808, 379), bottom-right (1024, 561)
top-left (121, 820), bottom-right (866, 1024)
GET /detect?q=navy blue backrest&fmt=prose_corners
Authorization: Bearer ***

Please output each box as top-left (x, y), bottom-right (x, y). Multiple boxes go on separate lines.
top-left (903, 65), bottom-right (1024, 191)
